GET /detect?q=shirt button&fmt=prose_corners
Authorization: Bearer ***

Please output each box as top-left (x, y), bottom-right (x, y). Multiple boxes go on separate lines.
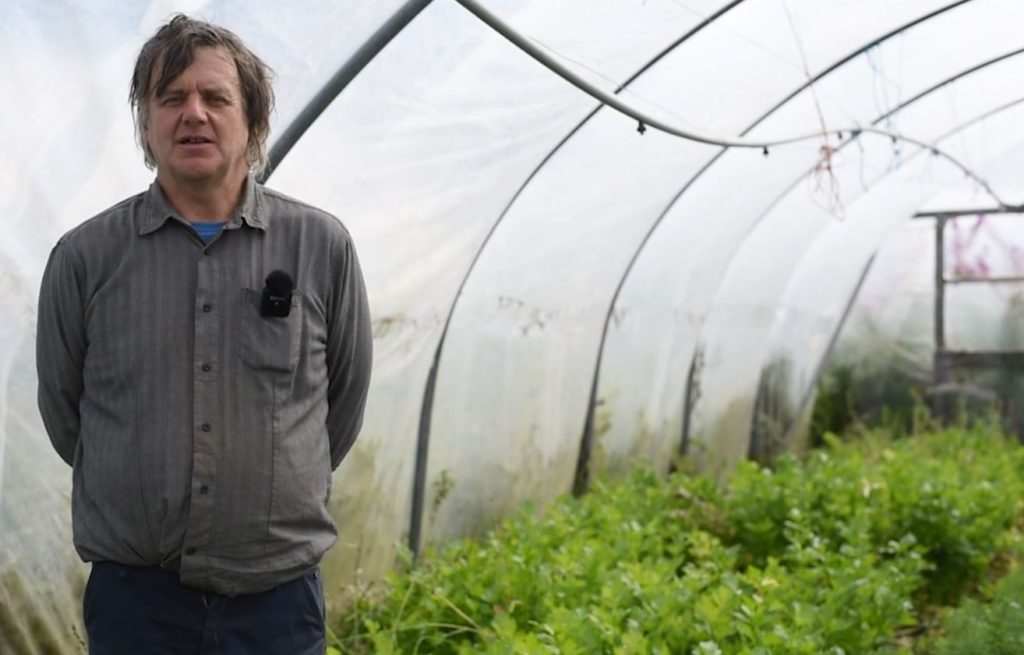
top-left (199, 484), bottom-right (210, 495)
top-left (201, 363), bottom-right (212, 372)
top-left (202, 303), bottom-right (213, 312)
top-left (185, 547), bottom-right (197, 556)
top-left (201, 423), bottom-right (211, 432)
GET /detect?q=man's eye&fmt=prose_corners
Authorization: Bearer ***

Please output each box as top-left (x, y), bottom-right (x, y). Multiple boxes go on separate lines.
top-left (160, 95), bottom-right (183, 106)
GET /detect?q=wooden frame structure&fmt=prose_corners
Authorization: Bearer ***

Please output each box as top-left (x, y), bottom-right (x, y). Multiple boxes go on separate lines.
top-left (913, 207), bottom-right (1024, 421)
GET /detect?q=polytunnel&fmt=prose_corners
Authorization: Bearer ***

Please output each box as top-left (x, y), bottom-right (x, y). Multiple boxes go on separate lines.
top-left (3, 0), bottom-right (1024, 650)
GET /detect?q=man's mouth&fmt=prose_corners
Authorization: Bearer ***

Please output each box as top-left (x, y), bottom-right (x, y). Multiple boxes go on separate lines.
top-left (179, 137), bottom-right (213, 145)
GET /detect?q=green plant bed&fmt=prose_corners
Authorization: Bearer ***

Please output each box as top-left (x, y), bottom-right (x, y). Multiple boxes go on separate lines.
top-left (330, 425), bottom-right (1024, 654)
top-left (930, 565), bottom-right (1024, 655)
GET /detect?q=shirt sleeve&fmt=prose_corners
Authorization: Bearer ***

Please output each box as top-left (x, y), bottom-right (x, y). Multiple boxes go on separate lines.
top-left (36, 238), bottom-right (87, 466)
top-left (325, 235), bottom-right (373, 470)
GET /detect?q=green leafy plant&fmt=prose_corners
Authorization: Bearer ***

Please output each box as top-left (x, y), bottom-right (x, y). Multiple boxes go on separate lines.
top-left (331, 425), bottom-right (1024, 654)
top-left (724, 426), bottom-right (1024, 603)
top-left (933, 567), bottom-right (1024, 655)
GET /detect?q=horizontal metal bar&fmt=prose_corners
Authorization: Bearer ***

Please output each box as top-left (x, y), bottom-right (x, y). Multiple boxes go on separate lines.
top-left (944, 275), bottom-right (1024, 284)
top-left (937, 350), bottom-right (1024, 368)
top-left (926, 382), bottom-right (1000, 401)
top-left (914, 207), bottom-right (1024, 218)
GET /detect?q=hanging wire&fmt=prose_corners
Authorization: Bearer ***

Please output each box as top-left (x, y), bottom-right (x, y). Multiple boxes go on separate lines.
top-left (865, 45), bottom-right (894, 123)
top-left (781, 0), bottom-right (842, 216)
top-left (452, 0), bottom-right (1011, 209)
top-left (665, 0), bottom-right (856, 122)
top-left (865, 44), bottom-right (903, 171)
top-left (946, 83), bottom-right (978, 182)
top-left (667, 0), bottom-right (811, 76)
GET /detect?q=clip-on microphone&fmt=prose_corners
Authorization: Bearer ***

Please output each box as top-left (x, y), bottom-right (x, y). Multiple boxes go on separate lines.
top-left (260, 270), bottom-right (295, 318)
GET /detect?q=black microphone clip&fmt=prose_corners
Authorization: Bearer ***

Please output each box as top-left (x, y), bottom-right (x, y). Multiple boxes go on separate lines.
top-left (260, 270), bottom-right (295, 318)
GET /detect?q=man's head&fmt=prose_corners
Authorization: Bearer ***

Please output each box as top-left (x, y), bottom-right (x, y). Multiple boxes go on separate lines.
top-left (129, 15), bottom-right (274, 182)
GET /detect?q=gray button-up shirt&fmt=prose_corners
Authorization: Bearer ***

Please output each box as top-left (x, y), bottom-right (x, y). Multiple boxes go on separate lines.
top-left (36, 177), bottom-right (373, 595)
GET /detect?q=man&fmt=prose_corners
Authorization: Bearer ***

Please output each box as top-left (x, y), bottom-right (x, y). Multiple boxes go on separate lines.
top-left (36, 15), bottom-right (373, 654)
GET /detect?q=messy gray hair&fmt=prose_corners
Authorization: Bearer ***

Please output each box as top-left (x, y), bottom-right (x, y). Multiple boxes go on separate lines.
top-left (129, 15), bottom-right (275, 172)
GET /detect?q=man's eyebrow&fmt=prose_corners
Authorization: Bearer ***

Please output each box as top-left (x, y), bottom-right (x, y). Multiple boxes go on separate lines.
top-left (202, 86), bottom-right (235, 96)
top-left (154, 83), bottom-right (235, 98)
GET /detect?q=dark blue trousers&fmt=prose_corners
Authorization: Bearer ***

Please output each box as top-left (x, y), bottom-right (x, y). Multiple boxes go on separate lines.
top-left (83, 562), bottom-right (326, 655)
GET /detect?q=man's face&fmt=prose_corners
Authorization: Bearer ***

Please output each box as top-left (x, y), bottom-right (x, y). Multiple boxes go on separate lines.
top-left (144, 47), bottom-right (249, 190)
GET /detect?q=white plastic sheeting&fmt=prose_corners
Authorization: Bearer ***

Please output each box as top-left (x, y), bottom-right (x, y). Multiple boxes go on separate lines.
top-left (424, 0), bottom-right (1021, 542)
top-left (687, 98), bottom-right (1024, 470)
top-left (597, 0), bottom-right (1024, 474)
top-left (270, 0), bottom-right (712, 584)
top-left (4, 0), bottom-right (1024, 651)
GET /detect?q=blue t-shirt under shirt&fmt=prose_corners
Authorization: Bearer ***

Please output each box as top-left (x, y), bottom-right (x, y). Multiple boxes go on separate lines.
top-left (192, 221), bottom-right (226, 244)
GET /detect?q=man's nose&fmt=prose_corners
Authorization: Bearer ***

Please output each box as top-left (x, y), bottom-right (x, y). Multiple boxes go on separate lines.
top-left (182, 95), bottom-right (208, 124)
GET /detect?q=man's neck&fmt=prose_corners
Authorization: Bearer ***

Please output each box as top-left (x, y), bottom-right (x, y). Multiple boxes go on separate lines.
top-left (156, 172), bottom-right (247, 222)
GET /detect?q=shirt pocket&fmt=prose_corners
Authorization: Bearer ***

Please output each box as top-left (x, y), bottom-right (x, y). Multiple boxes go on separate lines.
top-left (239, 287), bottom-right (302, 373)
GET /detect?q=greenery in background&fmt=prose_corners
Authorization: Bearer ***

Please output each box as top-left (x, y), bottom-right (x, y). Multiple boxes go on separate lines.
top-left (750, 356), bottom-right (797, 463)
top-left (810, 365), bottom-right (930, 444)
top-left (0, 566), bottom-right (87, 655)
top-left (810, 363), bottom-right (1024, 445)
top-left (809, 365), bottom-right (858, 444)
top-left (932, 567), bottom-right (1024, 655)
top-left (726, 427), bottom-right (1021, 604)
top-left (328, 423), bottom-right (1024, 654)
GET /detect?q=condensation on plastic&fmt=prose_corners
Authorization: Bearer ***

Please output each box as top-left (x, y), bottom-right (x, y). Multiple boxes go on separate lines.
top-left (829, 220), bottom-right (939, 381)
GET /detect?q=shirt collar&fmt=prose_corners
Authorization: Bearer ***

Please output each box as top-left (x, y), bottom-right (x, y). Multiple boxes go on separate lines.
top-left (139, 173), bottom-right (267, 236)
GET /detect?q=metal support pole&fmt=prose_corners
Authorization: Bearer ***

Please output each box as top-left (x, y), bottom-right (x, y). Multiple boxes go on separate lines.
top-left (934, 215), bottom-right (949, 422)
